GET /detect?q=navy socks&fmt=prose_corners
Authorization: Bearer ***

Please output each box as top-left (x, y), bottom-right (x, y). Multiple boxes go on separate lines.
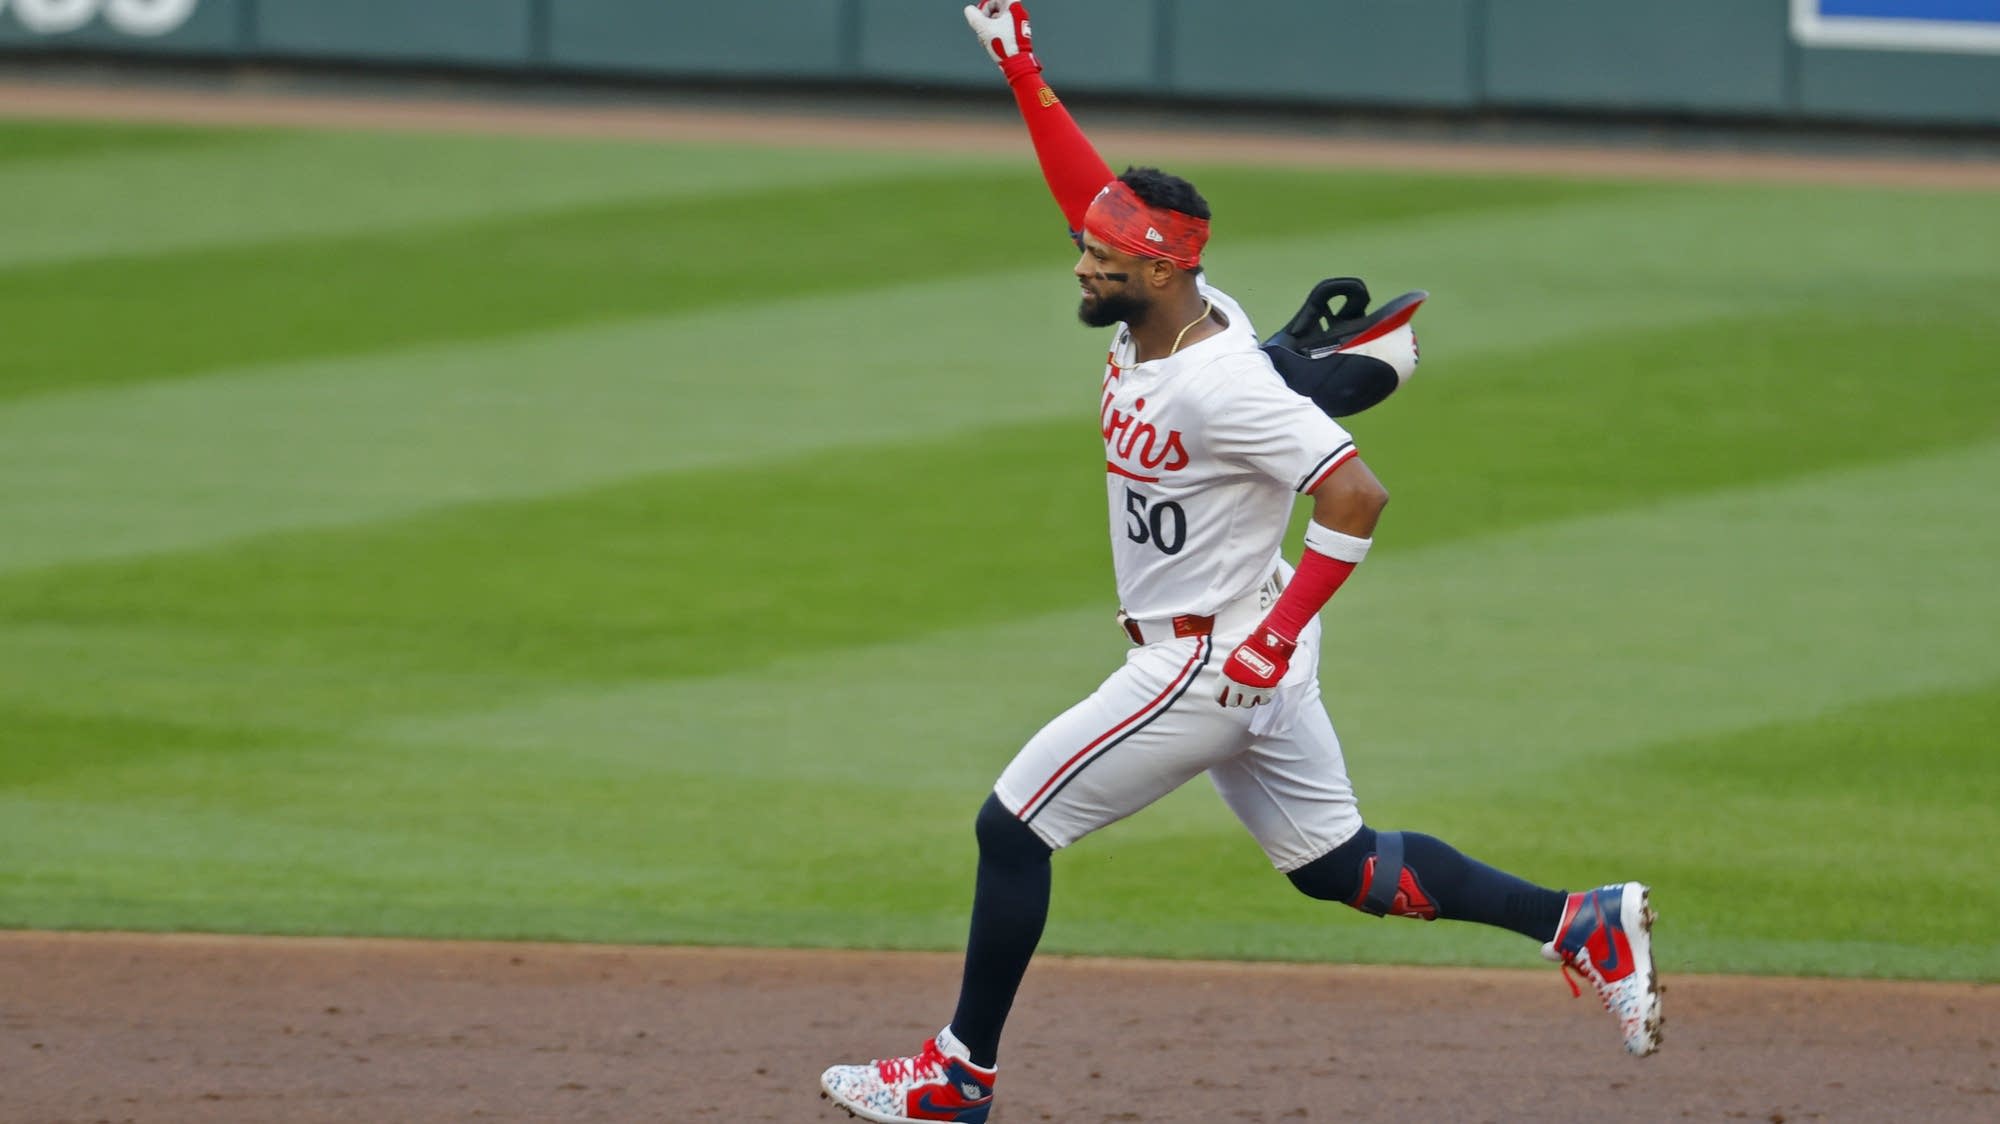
top-left (949, 794), bottom-right (1053, 1068)
top-left (1288, 825), bottom-right (1568, 941)
top-left (951, 806), bottom-right (1569, 1070)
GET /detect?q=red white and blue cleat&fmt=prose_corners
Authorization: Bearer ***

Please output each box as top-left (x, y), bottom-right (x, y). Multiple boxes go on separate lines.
top-left (1543, 881), bottom-right (1664, 1056)
top-left (820, 1029), bottom-right (996, 1123)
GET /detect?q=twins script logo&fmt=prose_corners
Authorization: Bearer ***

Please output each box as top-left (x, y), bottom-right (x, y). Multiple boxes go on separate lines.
top-left (1101, 363), bottom-right (1189, 483)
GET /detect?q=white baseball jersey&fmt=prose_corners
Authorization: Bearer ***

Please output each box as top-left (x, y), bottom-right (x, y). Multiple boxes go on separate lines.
top-left (993, 277), bottom-right (1368, 868)
top-left (1100, 278), bottom-right (1358, 620)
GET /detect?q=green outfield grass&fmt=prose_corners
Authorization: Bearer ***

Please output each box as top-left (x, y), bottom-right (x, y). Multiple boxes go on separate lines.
top-left (1, 119), bottom-right (1995, 981)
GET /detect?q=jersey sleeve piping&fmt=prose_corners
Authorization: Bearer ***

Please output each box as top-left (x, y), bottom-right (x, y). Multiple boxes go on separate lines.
top-left (1296, 441), bottom-right (1358, 494)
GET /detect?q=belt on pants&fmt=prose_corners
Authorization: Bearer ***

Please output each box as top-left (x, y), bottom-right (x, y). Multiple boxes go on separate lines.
top-left (1118, 570), bottom-right (1285, 647)
top-left (1118, 611), bottom-right (1214, 645)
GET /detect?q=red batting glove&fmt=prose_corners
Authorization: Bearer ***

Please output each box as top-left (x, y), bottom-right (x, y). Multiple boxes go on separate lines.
top-left (1219, 627), bottom-right (1297, 708)
top-left (964, 1), bottom-right (1040, 78)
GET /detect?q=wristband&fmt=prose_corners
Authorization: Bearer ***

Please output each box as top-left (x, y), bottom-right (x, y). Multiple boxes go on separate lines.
top-left (1000, 53), bottom-right (1042, 80)
top-left (1303, 522), bottom-right (1372, 564)
top-left (1261, 530), bottom-right (1367, 642)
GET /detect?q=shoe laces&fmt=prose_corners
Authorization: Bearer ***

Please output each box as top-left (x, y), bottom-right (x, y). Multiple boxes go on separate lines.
top-left (1549, 890), bottom-right (1612, 1004)
top-left (875, 1038), bottom-right (948, 1085)
top-left (1557, 943), bottom-right (1633, 1016)
top-left (1556, 958), bottom-right (1588, 1001)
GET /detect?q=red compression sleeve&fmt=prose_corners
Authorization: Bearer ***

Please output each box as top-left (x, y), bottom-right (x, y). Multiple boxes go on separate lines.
top-left (1000, 56), bottom-right (1115, 234)
top-left (1262, 550), bottom-right (1359, 643)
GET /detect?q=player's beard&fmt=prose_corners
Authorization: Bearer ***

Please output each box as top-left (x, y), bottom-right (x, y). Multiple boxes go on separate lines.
top-left (1079, 288), bottom-right (1149, 329)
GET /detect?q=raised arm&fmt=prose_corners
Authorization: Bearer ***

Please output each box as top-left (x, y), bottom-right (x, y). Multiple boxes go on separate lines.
top-left (964, 1), bottom-right (1117, 241)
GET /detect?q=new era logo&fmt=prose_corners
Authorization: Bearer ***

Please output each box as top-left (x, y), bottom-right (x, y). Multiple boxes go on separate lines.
top-left (1145, 226), bottom-right (1165, 243)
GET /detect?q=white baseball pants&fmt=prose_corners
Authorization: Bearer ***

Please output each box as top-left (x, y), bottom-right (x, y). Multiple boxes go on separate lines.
top-left (992, 617), bottom-right (1364, 873)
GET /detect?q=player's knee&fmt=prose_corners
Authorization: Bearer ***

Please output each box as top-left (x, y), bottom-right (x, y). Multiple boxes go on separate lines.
top-left (1287, 826), bottom-right (1375, 902)
top-left (975, 792), bottom-right (1051, 866)
top-left (1294, 827), bottom-right (1441, 920)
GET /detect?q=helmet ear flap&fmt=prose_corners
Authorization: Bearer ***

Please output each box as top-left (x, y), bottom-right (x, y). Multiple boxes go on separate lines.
top-left (1264, 347), bottom-right (1403, 419)
top-left (1274, 277), bottom-right (1373, 348)
top-left (1261, 278), bottom-right (1428, 418)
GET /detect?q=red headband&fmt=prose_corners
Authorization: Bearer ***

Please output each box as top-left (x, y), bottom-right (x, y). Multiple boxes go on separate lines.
top-left (1083, 180), bottom-right (1209, 271)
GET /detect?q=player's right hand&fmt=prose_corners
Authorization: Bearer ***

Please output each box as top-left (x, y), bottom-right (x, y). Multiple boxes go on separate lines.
top-left (1219, 628), bottom-right (1297, 708)
top-left (965, 1), bottom-right (1036, 68)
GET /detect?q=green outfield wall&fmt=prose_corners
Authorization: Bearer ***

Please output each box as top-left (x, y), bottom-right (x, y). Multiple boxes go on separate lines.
top-left (2, 0), bottom-right (1996, 127)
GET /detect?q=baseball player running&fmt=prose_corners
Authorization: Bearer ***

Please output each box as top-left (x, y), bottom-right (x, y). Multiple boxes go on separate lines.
top-left (820, 5), bottom-right (1662, 1120)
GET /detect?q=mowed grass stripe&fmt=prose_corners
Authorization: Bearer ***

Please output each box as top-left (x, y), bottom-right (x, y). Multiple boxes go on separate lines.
top-left (0, 779), bottom-right (977, 949)
top-left (5, 392), bottom-right (1994, 735)
top-left (0, 268), bottom-right (1094, 574)
top-left (6, 428), bottom-right (1991, 899)
top-left (6, 441), bottom-right (1992, 934)
top-left (6, 681), bottom-right (1991, 973)
top-left (1215, 178), bottom-right (2000, 365)
top-left (1324, 438), bottom-right (2000, 792)
top-left (0, 119), bottom-right (268, 165)
top-left (1351, 302), bottom-right (2000, 545)
top-left (2, 265), bottom-right (1991, 577)
top-left (0, 124), bottom-right (987, 270)
top-left (0, 152), bottom-right (1637, 400)
top-left (1334, 681), bottom-right (2000, 978)
top-left (371, 435), bottom-right (2000, 805)
top-left (373, 447), bottom-right (1994, 973)
top-left (5, 628), bottom-right (1992, 974)
top-left (4, 172), bottom-right (1054, 399)
top-left (1, 451), bottom-right (1992, 974)
top-left (0, 418), bottom-right (1109, 706)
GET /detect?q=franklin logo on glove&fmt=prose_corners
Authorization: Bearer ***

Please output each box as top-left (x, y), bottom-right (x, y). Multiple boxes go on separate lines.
top-left (1229, 641), bottom-right (1278, 680)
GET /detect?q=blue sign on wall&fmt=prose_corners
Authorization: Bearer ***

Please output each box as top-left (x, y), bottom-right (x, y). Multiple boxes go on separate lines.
top-left (1793, 0), bottom-right (2000, 51)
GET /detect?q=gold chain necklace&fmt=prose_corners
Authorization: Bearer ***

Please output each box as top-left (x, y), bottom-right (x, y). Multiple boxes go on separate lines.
top-left (1169, 299), bottom-right (1214, 356)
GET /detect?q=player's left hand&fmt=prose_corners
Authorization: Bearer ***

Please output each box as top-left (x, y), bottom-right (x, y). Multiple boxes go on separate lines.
top-left (1219, 628), bottom-right (1296, 707)
top-left (964, 1), bottom-right (1035, 67)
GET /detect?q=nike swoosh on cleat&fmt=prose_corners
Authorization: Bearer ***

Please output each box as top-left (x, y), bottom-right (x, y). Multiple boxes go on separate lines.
top-left (1596, 934), bottom-right (1623, 974)
top-left (916, 1088), bottom-right (992, 1115)
top-left (1589, 890), bottom-right (1623, 974)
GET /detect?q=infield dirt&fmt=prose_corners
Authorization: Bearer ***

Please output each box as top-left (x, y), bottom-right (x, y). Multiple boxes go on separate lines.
top-left (2, 931), bottom-right (1995, 1123)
